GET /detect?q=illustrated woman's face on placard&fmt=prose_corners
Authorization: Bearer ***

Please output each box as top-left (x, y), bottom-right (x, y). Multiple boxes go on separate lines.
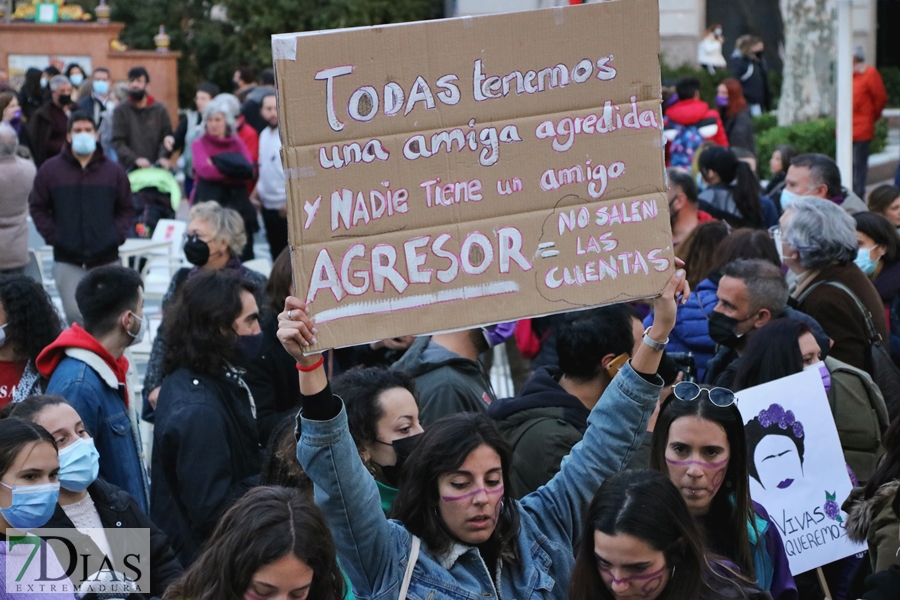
top-left (753, 434), bottom-right (803, 490)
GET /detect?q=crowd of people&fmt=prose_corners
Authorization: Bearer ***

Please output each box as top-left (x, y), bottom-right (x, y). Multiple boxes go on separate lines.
top-left (0, 49), bottom-right (899, 600)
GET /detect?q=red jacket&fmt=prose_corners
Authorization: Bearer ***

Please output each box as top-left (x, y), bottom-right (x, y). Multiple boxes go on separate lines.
top-left (665, 98), bottom-right (730, 148)
top-left (853, 65), bottom-right (887, 141)
top-left (36, 325), bottom-right (131, 406)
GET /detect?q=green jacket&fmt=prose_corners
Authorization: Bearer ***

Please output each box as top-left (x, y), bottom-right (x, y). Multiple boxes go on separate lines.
top-left (825, 356), bottom-right (890, 485)
top-left (489, 366), bottom-right (651, 499)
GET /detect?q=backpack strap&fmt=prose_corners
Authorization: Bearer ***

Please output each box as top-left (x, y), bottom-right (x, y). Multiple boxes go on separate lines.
top-left (796, 280), bottom-right (880, 344)
top-left (398, 535), bottom-right (420, 600)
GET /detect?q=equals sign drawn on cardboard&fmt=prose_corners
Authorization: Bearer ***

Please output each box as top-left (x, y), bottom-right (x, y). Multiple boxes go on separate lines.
top-left (538, 242), bottom-right (559, 258)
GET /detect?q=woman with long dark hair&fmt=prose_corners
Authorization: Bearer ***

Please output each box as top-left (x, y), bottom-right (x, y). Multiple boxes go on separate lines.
top-left (163, 486), bottom-right (345, 600)
top-left (569, 469), bottom-right (769, 600)
top-left (17, 67), bottom-right (45, 122)
top-left (0, 274), bottom-right (63, 406)
top-left (650, 387), bottom-right (796, 599)
top-left (277, 270), bottom-right (690, 600)
top-left (699, 146), bottom-right (778, 229)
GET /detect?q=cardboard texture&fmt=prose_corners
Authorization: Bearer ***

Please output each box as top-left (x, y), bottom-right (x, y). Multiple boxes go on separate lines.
top-left (273, 0), bottom-right (673, 351)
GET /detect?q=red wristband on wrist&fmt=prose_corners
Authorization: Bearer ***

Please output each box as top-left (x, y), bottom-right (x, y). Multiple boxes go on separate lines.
top-left (296, 355), bottom-right (325, 372)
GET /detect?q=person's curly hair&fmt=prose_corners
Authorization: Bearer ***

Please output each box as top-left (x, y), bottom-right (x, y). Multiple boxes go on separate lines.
top-left (0, 274), bottom-right (62, 363)
top-left (161, 270), bottom-right (256, 376)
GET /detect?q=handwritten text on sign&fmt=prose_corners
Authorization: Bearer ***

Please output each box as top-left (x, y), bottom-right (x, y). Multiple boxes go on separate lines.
top-left (273, 0), bottom-right (673, 350)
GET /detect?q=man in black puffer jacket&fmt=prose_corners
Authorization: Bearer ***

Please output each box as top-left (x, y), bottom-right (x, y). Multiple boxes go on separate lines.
top-left (28, 111), bottom-right (133, 325)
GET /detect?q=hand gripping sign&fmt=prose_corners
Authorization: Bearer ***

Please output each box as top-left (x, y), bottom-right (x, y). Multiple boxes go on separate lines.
top-left (272, 0), bottom-right (673, 351)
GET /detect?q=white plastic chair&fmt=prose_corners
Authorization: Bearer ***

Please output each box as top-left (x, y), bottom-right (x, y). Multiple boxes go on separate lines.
top-left (140, 219), bottom-right (188, 300)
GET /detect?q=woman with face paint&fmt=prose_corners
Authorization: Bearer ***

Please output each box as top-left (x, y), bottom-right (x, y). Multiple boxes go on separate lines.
top-left (570, 470), bottom-right (770, 600)
top-left (141, 201), bottom-right (268, 423)
top-left (0, 417), bottom-right (76, 599)
top-left (650, 386), bottom-right (797, 599)
top-left (4, 395), bottom-right (183, 599)
top-left (278, 268), bottom-right (690, 600)
top-left (731, 318), bottom-right (890, 486)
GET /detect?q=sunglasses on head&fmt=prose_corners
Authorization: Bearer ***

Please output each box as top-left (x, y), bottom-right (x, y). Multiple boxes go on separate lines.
top-left (673, 381), bottom-right (736, 408)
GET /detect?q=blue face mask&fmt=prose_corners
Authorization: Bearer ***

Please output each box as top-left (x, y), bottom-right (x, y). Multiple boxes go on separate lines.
top-left (0, 481), bottom-right (60, 530)
top-left (71, 132), bottom-right (97, 156)
top-left (69, 73), bottom-right (84, 87)
top-left (92, 79), bottom-right (109, 95)
top-left (779, 187), bottom-right (801, 211)
top-left (855, 247), bottom-right (879, 275)
top-left (58, 438), bottom-right (100, 493)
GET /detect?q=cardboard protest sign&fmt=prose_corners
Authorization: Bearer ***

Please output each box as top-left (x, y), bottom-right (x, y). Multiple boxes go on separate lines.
top-left (736, 368), bottom-right (866, 574)
top-left (272, 0), bottom-right (673, 351)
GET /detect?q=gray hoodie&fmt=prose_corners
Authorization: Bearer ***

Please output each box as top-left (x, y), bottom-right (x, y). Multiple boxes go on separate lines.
top-left (391, 335), bottom-right (496, 426)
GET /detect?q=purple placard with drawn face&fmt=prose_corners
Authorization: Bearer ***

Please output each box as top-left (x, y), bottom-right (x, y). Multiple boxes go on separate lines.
top-left (736, 368), bottom-right (865, 574)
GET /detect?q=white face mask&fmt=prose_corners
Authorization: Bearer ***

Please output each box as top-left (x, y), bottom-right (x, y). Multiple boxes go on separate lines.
top-left (0, 322), bottom-right (6, 348)
top-left (126, 312), bottom-right (146, 346)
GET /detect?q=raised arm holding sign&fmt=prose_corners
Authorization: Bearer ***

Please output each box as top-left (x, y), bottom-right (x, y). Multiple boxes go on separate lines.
top-left (272, 0), bottom-right (674, 352)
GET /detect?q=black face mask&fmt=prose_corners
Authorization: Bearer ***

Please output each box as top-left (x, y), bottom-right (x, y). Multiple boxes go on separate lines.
top-left (128, 89), bottom-right (146, 102)
top-left (708, 311), bottom-right (745, 348)
top-left (234, 331), bottom-right (263, 364)
top-left (376, 433), bottom-right (423, 488)
top-left (183, 234), bottom-right (210, 266)
top-left (754, 51), bottom-right (764, 60)
top-left (57, 94), bottom-right (71, 105)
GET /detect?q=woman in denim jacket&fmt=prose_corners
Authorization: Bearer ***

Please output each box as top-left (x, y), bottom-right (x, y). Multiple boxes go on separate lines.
top-left (276, 270), bottom-right (689, 600)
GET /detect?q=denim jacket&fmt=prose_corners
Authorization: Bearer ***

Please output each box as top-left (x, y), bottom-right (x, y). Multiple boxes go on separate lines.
top-left (46, 353), bottom-right (150, 513)
top-left (298, 361), bottom-right (661, 600)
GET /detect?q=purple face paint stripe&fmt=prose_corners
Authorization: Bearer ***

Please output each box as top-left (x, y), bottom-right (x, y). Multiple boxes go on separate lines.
top-left (665, 457), bottom-right (729, 468)
top-left (598, 563), bottom-right (668, 585)
top-left (441, 486), bottom-right (505, 502)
